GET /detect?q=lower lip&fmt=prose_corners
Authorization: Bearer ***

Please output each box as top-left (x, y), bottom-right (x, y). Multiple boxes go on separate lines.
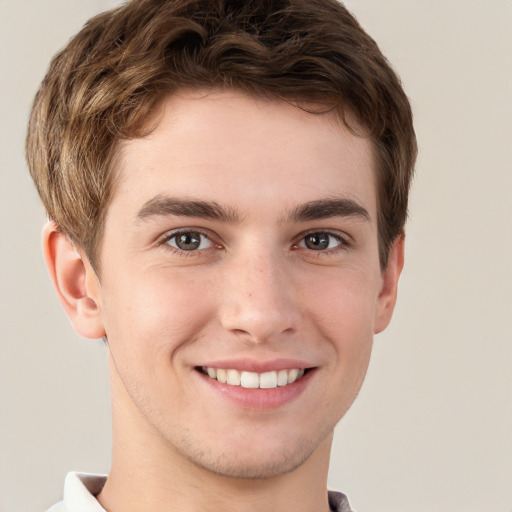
top-left (196, 369), bottom-right (315, 410)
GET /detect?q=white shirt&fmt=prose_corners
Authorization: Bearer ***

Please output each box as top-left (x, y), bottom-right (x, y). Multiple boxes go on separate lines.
top-left (47, 473), bottom-right (107, 512)
top-left (47, 472), bottom-right (353, 512)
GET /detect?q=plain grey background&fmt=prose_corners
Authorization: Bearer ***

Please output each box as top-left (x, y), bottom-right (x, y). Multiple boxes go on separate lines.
top-left (1, 1), bottom-right (511, 511)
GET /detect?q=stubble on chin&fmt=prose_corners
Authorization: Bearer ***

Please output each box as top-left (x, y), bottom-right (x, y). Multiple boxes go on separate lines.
top-left (169, 425), bottom-right (332, 480)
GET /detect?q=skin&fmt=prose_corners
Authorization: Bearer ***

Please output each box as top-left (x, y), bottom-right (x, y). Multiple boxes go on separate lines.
top-left (44, 90), bottom-right (404, 512)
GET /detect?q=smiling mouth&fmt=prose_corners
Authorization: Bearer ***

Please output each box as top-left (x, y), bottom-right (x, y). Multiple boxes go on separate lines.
top-left (199, 367), bottom-right (308, 389)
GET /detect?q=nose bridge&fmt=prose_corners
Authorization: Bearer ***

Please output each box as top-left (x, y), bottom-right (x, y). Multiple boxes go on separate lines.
top-left (219, 241), bottom-right (300, 341)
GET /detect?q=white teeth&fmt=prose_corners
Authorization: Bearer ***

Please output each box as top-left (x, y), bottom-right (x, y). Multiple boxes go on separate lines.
top-left (241, 371), bottom-right (259, 389)
top-left (259, 371), bottom-right (277, 389)
top-left (277, 369), bottom-right (288, 386)
top-left (227, 369), bottom-right (241, 386)
top-left (288, 368), bottom-right (299, 384)
top-left (216, 368), bottom-right (227, 383)
top-left (203, 367), bottom-right (306, 388)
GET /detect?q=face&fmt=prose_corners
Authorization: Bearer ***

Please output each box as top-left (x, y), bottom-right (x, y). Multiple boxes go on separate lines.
top-left (87, 90), bottom-right (400, 478)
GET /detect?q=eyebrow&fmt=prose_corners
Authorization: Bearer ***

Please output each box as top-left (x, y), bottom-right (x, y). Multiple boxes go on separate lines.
top-left (285, 198), bottom-right (370, 223)
top-left (136, 195), bottom-right (241, 223)
top-left (135, 195), bottom-right (370, 224)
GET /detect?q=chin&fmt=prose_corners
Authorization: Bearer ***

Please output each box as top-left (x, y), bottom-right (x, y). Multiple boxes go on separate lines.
top-left (175, 429), bottom-right (326, 480)
top-left (194, 447), bottom-right (313, 480)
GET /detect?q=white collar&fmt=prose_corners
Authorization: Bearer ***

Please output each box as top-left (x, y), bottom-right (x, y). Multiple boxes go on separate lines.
top-left (56, 472), bottom-right (107, 511)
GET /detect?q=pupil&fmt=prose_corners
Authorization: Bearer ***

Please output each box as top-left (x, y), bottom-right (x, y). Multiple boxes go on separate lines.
top-left (177, 232), bottom-right (200, 250)
top-left (306, 233), bottom-right (329, 250)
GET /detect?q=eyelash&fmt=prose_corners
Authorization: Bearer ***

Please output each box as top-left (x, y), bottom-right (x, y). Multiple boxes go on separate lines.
top-left (293, 230), bottom-right (351, 256)
top-left (159, 229), bottom-right (218, 256)
top-left (158, 229), bottom-right (350, 257)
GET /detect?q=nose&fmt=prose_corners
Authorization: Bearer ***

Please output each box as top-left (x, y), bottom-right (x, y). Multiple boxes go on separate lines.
top-left (218, 246), bottom-right (301, 343)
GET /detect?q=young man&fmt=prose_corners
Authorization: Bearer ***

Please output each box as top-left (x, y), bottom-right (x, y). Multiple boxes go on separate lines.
top-left (26, 0), bottom-right (416, 510)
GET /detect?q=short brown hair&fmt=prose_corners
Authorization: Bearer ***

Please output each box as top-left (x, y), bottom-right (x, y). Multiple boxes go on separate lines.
top-left (26, 0), bottom-right (417, 271)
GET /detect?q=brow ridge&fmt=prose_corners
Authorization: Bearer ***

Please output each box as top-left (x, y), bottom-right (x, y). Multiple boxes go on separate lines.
top-left (136, 195), bottom-right (241, 223)
top-left (135, 195), bottom-right (370, 225)
top-left (286, 198), bottom-right (370, 223)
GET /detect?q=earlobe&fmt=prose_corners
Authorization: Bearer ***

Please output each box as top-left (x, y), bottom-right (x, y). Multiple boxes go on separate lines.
top-left (374, 235), bottom-right (405, 334)
top-left (42, 221), bottom-right (106, 339)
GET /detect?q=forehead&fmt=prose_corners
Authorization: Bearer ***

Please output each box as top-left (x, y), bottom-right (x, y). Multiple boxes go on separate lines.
top-left (111, 90), bottom-right (377, 221)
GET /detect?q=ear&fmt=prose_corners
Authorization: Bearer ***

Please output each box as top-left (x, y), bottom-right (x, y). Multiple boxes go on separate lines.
top-left (42, 221), bottom-right (106, 339)
top-left (374, 235), bottom-right (405, 334)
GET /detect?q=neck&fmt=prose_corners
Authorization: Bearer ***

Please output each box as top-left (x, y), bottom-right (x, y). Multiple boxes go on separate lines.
top-left (97, 358), bottom-right (333, 512)
top-left (99, 437), bottom-right (333, 512)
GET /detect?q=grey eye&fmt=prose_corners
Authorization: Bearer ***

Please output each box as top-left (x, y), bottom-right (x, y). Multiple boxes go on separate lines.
top-left (300, 232), bottom-right (341, 251)
top-left (167, 231), bottom-right (212, 251)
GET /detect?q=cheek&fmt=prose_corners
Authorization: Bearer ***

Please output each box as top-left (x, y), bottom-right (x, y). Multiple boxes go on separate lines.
top-left (296, 270), bottom-right (376, 420)
top-left (101, 268), bottom-right (217, 363)
top-left (303, 267), bottom-right (378, 371)
top-left (308, 266), bottom-right (379, 331)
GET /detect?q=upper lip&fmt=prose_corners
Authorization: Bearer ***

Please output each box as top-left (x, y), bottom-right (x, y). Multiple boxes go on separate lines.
top-left (197, 358), bottom-right (315, 373)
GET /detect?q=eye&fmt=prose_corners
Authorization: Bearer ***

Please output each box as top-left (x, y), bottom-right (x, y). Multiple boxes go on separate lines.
top-left (166, 231), bottom-right (212, 251)
top-left (298, 232), bottom-right (343, 251)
